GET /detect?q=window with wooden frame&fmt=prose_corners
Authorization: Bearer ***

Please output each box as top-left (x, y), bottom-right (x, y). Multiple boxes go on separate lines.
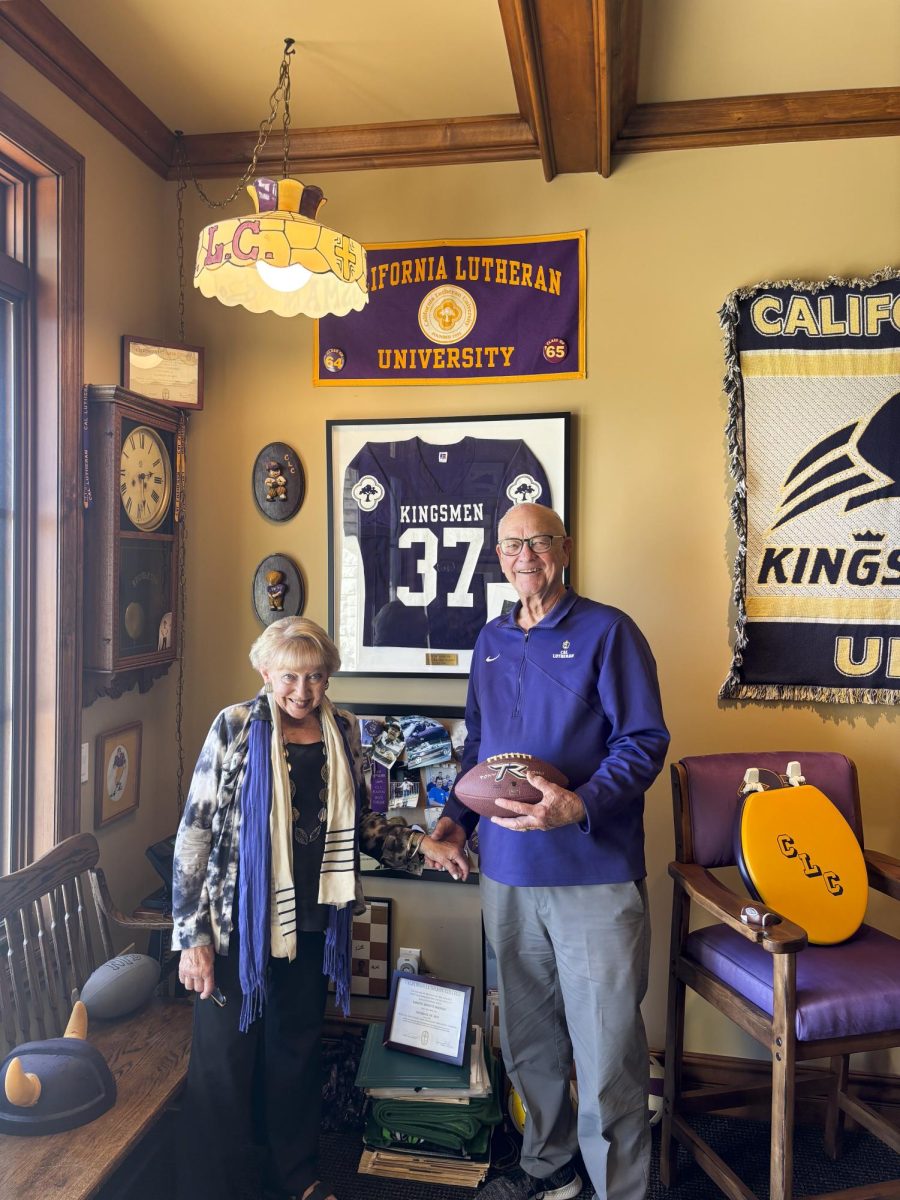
top-left (0, 95), bottom-right (83, 873)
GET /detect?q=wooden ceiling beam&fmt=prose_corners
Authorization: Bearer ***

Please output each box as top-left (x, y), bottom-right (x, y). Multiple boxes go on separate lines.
top-left (597, 0), bottom-right (643, 177)
top-left (500, 0), bottom-right (643, 178)
top-left (2, 0), bottom-right (898, 184)
top-left (172, 115), bottom-right (539, 181)
top-left (0, 0), bottom-right (173, 177)
top-left (617, 87), bottom-right (900, 154)
top-left (498, 0), bottom-right (556, 179)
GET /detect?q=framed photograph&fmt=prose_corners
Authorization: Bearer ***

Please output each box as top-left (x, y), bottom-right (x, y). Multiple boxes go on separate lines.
top-left (122, 335), bottom-right (205, 410)
top-left (384, 971), bottom-right (473, 1066)
top-left (338, 702), bottom-right (477, 884)
top-left (327, 412), bottom-right (570, 676)
top-left (95, 722), bottom-right (142, 828)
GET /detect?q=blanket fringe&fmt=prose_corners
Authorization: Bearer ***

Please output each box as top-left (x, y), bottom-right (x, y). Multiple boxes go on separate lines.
top-left (718, 265), bottom-right (900, 705)
top-left (719, 681), bottom-right (900, 706)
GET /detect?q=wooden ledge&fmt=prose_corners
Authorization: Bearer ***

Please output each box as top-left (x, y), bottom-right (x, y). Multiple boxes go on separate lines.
top-left (0, 998), bottom-right (192, 1200)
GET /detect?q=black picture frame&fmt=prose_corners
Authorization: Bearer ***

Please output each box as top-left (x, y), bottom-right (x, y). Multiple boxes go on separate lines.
top-left (383, 971), bottom-right (473, 1066)
top-left (336, 702), bottom-right (478, 884)
top-left (327, 412), bottom-right (570, 677)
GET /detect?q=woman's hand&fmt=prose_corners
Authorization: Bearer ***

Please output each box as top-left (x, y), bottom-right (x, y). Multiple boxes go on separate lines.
top-left (179, 945), bottom-right (216, 999)
top-left (419, 830), bottom-right (469, 881)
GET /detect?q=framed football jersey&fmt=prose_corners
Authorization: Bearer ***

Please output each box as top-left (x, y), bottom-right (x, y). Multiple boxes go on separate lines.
top-left (327, 413), bottom-right (570, 675)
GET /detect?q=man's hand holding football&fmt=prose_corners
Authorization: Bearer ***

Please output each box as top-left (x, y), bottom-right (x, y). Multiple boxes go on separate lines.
top-left (491, 771), bottom-right (586, 831)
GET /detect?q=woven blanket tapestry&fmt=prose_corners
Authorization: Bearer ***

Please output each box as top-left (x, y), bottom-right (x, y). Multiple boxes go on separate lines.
top-left (313, 232), bottom-right (584, 386)
top-left (720, 268), bottom-right (900, 704)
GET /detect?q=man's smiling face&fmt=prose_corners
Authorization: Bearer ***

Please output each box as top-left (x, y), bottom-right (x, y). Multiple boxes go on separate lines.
top-left (496, 503), bottom-right (570, 607)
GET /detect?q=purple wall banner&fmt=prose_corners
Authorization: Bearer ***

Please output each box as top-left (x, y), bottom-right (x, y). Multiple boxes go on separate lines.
top-left (313, 232), bottom-right (585, 386)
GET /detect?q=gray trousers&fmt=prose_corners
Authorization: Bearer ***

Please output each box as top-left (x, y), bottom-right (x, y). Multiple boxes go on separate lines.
top-left (481, 876), bottom-right (651, 1200)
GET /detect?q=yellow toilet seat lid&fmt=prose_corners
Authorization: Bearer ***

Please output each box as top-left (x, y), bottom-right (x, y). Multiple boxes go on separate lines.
top-left (737, 784), bottom-right (867, 945)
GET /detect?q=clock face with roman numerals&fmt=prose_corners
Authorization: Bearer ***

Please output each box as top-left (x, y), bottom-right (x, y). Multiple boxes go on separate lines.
top-left (119, 424), bottom-right (173, 532)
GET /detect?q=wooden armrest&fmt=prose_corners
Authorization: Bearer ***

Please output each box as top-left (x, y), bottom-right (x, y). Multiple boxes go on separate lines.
top-left (92, 867), bottom-right (174, 932)
top-left (669, 861), bottom-right (808, 953)
top-left (865, 848), bottom-right (900, 901)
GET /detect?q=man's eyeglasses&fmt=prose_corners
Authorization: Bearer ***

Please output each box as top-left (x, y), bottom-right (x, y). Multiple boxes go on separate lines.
top-left (498, 534), bottom-right (565, 556)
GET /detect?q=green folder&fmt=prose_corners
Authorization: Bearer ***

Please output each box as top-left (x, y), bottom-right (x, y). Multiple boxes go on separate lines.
top-left (355, 1022), bottom-right (472, 1091)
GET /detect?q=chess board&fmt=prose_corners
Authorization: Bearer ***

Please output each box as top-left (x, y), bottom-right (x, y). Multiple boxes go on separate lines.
top-left (347, 897), bottom-right (392, 998)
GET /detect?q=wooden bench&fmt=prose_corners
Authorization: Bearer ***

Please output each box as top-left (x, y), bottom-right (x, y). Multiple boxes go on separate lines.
top-left (0, 833), bottom-right (192, 1200)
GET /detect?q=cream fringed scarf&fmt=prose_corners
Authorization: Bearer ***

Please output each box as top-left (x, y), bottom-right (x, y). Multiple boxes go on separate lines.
top-left (267, 690), bottom-right (358, 960)
top-left (239, 689), bottom-right (359, 1029)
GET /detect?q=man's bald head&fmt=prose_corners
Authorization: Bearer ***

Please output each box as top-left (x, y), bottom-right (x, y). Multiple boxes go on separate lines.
top-left (498, 503), bottom-right (567, 540)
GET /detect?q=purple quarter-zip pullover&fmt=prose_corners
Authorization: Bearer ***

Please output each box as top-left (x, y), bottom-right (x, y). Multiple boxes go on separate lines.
top-left (443, 589), bottom-right (669, 887)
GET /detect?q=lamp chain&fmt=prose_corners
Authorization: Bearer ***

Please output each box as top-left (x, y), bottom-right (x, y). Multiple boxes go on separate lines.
top-left (175, 38), bottom-right (296, 211)
top-left (175, 491), bottom-right (188, 815)
top-left (176, 161), bottom-right (186, 344)
top-left (173, 140), bottom-right (188, 816)
top-left (170, 37), bottom-right (295, 814)
top-left (281, 41), bottom-right (293, 179)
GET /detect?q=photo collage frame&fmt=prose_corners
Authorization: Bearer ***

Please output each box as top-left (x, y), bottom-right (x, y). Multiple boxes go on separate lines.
top-left (339, 702), bottom-right (476, 882)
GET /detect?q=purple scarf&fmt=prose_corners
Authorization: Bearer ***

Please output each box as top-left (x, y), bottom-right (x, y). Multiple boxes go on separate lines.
top-left (238, 717), bottom-right (271, 1032)
top-left (237, 706), bottom-right (358, 1029)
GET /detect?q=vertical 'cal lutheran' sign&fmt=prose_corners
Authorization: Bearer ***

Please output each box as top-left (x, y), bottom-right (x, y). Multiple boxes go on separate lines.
top-left (720, 272), bottom-right (900, 703)
top-left (313, 233), bottom-right (585, 386)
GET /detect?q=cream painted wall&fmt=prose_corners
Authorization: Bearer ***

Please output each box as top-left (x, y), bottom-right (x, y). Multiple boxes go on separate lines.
top-left (178, 138), bottom-right (900, 1058)
top-left (3, 38), bottom-right (900, 1062)
top-left (1, 47), bottom-right (181, 923)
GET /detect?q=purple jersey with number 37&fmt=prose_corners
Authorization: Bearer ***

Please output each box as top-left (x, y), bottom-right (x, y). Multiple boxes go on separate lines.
top-left (344, 436), bottom-right (551, 649)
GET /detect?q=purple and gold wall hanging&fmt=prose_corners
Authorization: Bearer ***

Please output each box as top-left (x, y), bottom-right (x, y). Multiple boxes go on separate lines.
top-left (720, 268), bottom-right (900, 704)
top-left (313, 232), bottom-right (585, 387)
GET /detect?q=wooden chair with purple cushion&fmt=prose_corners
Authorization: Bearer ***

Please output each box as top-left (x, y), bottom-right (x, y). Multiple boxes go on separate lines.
top-left (660, 751), bottom-right (900, 1200)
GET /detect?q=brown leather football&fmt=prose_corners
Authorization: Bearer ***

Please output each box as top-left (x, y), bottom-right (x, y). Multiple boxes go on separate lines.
top-left (454, 753), bottom-right (568, 820)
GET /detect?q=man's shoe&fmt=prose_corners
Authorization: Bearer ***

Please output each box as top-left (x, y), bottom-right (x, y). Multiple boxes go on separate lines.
top-left (478, 1162), bottom-right (582, 1200)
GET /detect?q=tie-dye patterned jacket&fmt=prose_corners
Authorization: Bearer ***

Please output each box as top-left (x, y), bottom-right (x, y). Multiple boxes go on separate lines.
top-left (172, 694), bottom-right (424, 953)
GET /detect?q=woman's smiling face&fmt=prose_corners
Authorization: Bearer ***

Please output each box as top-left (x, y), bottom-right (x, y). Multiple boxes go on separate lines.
top-left (261, 662), bottom-right (328, 727)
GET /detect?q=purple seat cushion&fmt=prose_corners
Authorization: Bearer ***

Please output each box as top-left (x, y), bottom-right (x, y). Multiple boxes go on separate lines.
top-left (679, 752), bottom-right (859, 868)
top-left (686, 923), bottom-right (900, 1042)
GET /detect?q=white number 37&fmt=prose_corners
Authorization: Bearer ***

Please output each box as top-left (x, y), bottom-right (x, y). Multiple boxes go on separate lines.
top-left (396, 527), bottom-right (483, 608)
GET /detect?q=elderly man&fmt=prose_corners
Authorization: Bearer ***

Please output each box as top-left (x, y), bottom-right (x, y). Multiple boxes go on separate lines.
top-left (431, 503), bottom-right (669, 1200)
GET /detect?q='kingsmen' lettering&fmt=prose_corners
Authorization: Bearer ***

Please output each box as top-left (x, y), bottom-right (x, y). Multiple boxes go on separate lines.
top-left (756, 545), bottom-right (900, 586)
top-left (399, 504), bottom-right (484, 524)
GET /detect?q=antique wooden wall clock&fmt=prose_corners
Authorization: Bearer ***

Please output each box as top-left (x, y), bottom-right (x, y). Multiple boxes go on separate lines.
top-left (84, 386), bottom-right (181, 696)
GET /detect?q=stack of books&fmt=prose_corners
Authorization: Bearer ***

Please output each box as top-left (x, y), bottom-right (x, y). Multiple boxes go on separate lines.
top-left (355, 1022), bottom-right (500, 1188)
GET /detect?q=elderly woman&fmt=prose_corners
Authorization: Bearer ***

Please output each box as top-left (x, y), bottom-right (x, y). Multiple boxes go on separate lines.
top-left (173, 617), bottom-right (469, 1200)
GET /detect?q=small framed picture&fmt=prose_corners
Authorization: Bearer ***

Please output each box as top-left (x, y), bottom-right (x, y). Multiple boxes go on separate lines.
top-left (122, 335), bottom-right (205, 410)
top-left (384, 971), bottom-right (473, 1066)
top-left (95, 722), bottom-right (142, 828)
top-left (329, 897), bottom-right (393, 999)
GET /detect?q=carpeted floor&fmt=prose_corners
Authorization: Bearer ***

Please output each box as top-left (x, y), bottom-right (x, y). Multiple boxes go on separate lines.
top-left (317, 1115), bottom-right (900, 1199)
top-left (100, 1108), bottom-right (900, 1199)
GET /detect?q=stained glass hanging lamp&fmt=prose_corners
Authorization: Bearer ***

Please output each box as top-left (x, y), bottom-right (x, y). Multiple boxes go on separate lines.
top-left (180, 39), bottom-right (368, 320)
